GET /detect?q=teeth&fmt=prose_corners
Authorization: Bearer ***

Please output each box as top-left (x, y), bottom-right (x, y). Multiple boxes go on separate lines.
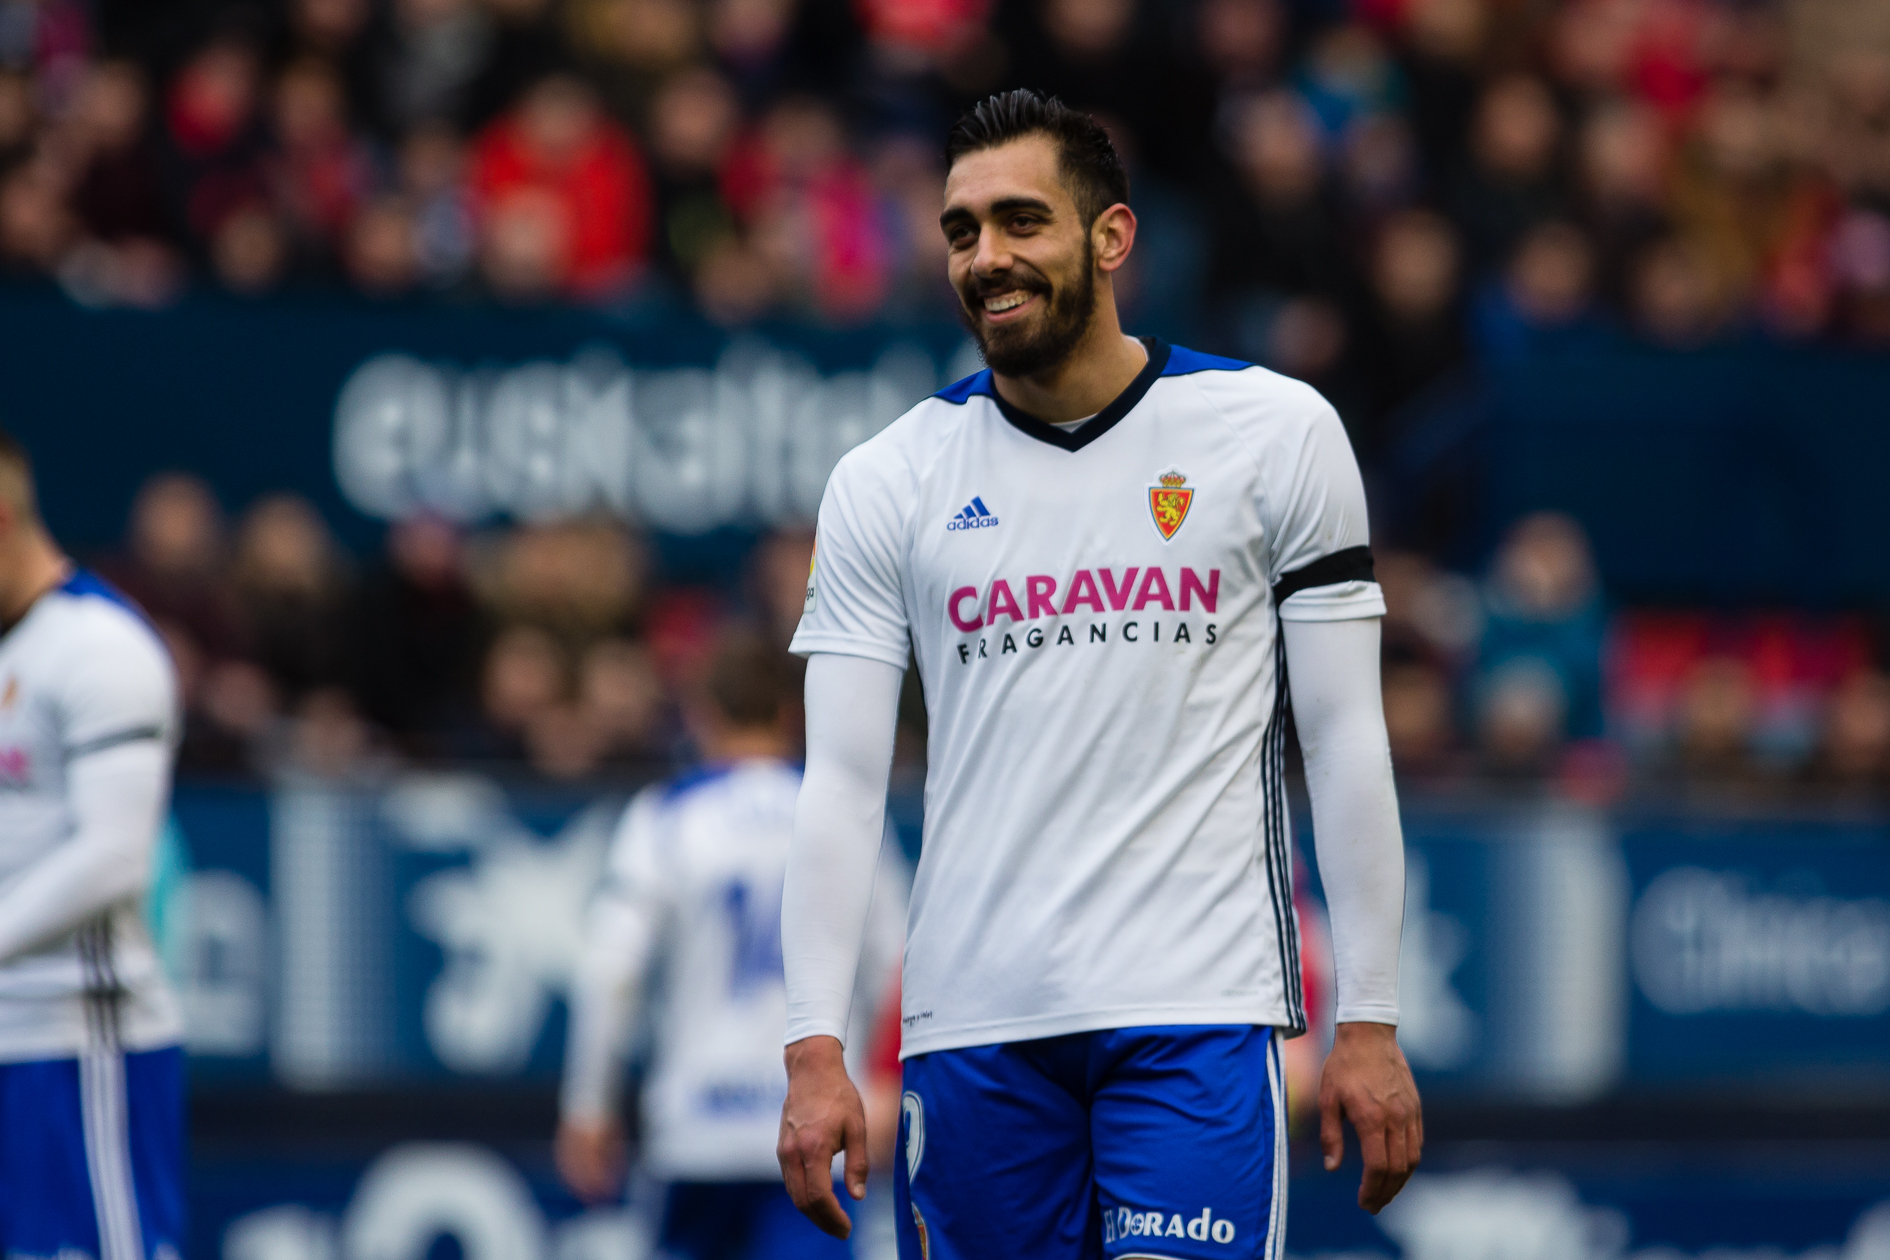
top-left (984, 292), bottom-right (1030, 313)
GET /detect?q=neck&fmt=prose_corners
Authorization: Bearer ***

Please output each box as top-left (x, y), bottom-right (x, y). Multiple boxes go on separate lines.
top-left (0, 530), bottom-right (69, 630)
top-left (705, 727), bottom-right (792, 762)
top-left (991, 295), bottom-right (1148, 425)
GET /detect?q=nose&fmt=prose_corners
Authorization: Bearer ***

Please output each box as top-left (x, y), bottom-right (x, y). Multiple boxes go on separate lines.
top-left (971, 224), bottom-right (1011, 281)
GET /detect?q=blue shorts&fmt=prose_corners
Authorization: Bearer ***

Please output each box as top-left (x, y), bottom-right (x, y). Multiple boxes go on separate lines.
top-left (895, 1026), bottom-right (1284, 1260)
top-left (658, 1180), bottom-right (855, 1260)
top-left (0, 1046), bottom-right (186, 1260)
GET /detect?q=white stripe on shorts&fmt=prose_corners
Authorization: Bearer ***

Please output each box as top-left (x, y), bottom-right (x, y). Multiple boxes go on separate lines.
top-left (79, 1050), bottom-right (146, 1260)
top-left (1264, 1032), bottom-right (1288, 1260)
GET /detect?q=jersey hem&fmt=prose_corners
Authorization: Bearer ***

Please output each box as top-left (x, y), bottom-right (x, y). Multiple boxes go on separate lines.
top-left (0, 1027), bottom-right (183, 1064)
top-left (896, 1001), bottom-right (1295, 1059)
top-left (786, 633), bottom-right (911, 668)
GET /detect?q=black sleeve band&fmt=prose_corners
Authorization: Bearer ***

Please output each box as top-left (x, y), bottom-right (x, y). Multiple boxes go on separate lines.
top-left (66, 725), bottom-right (164, 760)
top-left (1272, 545), bottom-right (1376, 607)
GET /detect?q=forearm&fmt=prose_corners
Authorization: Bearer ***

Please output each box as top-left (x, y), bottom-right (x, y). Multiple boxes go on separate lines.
top-left (1283, 616), bottom-right (1403, 1025)
top-left (0, 742), bottom-right (169, 964)
top-left (560, 889), bottom-right (659, 1122)
top-left (783, 653), bottom-right (904, 1046)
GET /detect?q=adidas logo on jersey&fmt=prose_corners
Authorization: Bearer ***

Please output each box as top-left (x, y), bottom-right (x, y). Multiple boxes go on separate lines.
top-left (945, 497), bottom-right (999, 531)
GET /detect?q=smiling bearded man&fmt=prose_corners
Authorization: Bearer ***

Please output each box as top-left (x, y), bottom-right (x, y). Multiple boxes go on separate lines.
top-left (776, 90), bottom-right (1423, 1260)
top-left (957, 208), bottom-right (1096, 377)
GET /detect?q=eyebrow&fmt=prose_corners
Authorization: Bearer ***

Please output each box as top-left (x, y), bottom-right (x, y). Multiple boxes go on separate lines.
top-left (938, 195), bottom-right (1057, 231)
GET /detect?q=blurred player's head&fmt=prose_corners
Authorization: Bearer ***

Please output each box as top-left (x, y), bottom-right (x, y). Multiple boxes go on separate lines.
top-left (0, 429), bottom-right (41, 536)
top-left (686, 628), bottom-right (798, 760)
top-left (0, 429), bottom-right (66, 624)
top-left (943, 90), bottom-right (1135, 377)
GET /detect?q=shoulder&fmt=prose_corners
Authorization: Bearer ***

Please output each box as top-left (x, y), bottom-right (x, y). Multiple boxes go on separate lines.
top-left (660, 762), bottom-right (737, 806)
top-left (933, 367), bottom-right (996, 406)
top-left (611, 775), bottom-right (702, 854)
top-left (843, 387), bottom-right (975, 475)
top-left (821, 390), bottom-right (970, 520)
top-left (1157, 346), bottom-right (1339, 440)
top-left (42, 572), bottom-right (171, 676)
top-left (750, 757), bottom-right (805, 797)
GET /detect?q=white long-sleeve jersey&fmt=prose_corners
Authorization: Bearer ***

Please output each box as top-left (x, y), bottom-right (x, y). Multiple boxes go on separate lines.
top-left (786, 343), bottom-right (1405, 1057)
top-left (562, 757), bottom-right (905, 1181)
top-left (0, 570), bottom-right (182, 1062)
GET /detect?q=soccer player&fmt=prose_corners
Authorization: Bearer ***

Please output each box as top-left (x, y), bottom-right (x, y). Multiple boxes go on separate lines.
top-left (777, 91), bottom-right (1421, 1259)
top-left (557, 631), bottom-right (904, 1259)
top-left (0, 431), bottom-right (186, 1260)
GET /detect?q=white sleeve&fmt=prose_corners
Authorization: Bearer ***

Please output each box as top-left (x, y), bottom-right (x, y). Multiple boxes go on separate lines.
top-left (782, 652), bottom-right (904, 1046)
top-left (789, 449), bottom-right (914, 668)
top-left (0, 626), bottom-right (176, 964)
top-left (1260, 387), bottom-right (1387, 623)
top-left (561, 790), bottom-right (670, 1122)
top-left (1283, 617), bottom-right (1403, 1026)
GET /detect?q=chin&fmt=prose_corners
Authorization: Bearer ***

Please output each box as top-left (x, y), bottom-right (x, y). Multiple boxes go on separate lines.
top-left (960, 270), bottom-right (1096, 376)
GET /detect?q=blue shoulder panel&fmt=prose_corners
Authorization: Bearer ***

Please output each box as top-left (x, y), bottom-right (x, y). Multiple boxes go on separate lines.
top-left (934, 369), bottom-right (996, 404)
top-left (59, 569), bottom-right (156, 631)
top-left (663, 762), bottom-right (735, 803)
top-left (1160, 345), bottom-right (1253, 376)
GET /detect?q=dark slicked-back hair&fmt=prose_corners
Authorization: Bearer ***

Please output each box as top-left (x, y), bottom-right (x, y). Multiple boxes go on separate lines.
top-left (946, 90), bottom-right (1129, 227)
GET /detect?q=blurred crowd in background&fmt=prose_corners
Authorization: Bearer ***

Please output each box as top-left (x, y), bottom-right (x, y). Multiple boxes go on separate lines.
top-left (89, 468), bottom-right (1890, 800)
top-left (0, 0), bottom-right (1888, 393)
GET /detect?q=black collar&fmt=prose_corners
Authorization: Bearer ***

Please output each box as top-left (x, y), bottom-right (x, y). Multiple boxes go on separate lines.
top-left (990, 337), bottom-right (1170, 452)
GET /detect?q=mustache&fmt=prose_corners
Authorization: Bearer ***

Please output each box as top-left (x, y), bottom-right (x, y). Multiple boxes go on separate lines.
top-left (963, 269), bottom-right (1052, 300)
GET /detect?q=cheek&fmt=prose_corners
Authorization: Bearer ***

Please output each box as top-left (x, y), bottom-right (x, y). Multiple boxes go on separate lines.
top-left (1030, 241), bottom-right (1084, 287)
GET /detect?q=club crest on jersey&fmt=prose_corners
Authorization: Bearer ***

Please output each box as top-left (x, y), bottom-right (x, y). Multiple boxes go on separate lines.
top-left (1148, 471), bottom-right (1194, 542)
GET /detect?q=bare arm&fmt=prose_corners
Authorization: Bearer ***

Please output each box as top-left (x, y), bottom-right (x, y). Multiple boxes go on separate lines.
top-left (778, 652), bottom-right (904, 1239)
top-left (1283, 615), bottom-right (1422, 1214)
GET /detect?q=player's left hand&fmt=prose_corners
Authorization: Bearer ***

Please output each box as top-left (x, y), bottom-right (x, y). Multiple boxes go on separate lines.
top-left (555, 1116), bottom-right (627, 1204)
top-left (779, 1035), bottom-right (867, 1239)
top-left (1318, 1021), bottom-right (1423, 1214)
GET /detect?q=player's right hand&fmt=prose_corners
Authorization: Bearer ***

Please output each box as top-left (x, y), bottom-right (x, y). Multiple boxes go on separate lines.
top-left (779, 1034), bottom-right (867, 1239)
top-left (554, 1116), bottom-right (627, 1204)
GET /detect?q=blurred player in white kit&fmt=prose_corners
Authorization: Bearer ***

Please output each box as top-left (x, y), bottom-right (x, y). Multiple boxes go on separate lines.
top-left (558, 631), bottom-right (905, 1260)
top-left (0, 431), bottom-right (186, 1260)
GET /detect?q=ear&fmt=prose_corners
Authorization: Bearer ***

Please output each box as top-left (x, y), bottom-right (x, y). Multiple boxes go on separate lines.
top-left (1092, 203), bottom-right (1136, 274)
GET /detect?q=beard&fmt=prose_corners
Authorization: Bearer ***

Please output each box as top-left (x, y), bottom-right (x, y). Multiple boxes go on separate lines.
top-left (958, 244), bottom-right (1098, 377)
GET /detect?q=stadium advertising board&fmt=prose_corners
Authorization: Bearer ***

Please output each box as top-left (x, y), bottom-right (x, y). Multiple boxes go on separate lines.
top-left (0, 293), bottom-right (969, 552)
top-left (195, 1140), bottom-right (1890, 1260)
top-left (174, 782), bottom-right (1890, 1099)
top-left (6, 294), bottom-right (1890, 602)
top-left (1621, 820), bottom-right (1890, 1087)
